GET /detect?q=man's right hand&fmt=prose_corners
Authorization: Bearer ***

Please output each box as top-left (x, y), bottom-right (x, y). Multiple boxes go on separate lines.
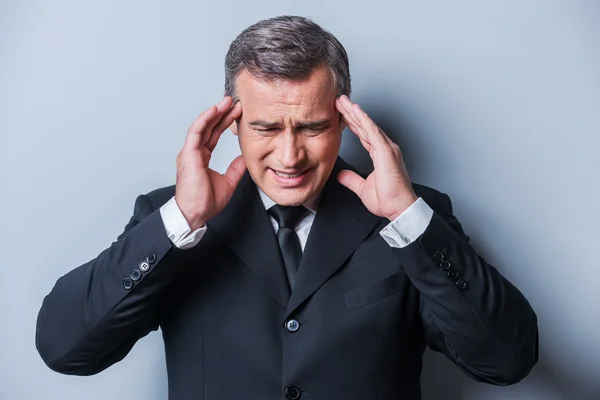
top-left (175, 96), bottom-right (246, 231)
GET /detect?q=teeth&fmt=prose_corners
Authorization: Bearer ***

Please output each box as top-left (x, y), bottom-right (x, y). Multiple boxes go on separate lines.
top-left (275, 171), bottom-right (303, 178)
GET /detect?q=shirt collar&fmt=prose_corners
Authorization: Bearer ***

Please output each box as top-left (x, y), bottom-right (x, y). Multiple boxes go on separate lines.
top-left (257, 186), bottom-right (320, 213)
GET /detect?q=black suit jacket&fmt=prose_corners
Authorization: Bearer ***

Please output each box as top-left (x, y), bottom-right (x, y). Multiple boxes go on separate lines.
top-left (36, 157), bottom-right (538, 399)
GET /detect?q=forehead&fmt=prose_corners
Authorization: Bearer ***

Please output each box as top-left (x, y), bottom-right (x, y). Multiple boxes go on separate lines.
top-left (235, 66), bottom-right (337, 118)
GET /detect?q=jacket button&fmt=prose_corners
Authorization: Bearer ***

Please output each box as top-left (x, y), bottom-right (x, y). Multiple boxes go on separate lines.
top-left (285, 386), bottom-right (301, 399)
top-left (447, 270), bottom-right (459, 279)
top-left (440, 260), bottom-right (451, 270)
top-left (455, 279), bottom-right (468, 290)
top-left (433, 251), bottom-right (444, 261)
top-left (285, 319), bottom-right (300, 332)
top-left (131, 269), bottom-right (142, 281)
top-left (123, 278), bottom-right (133, 290)
top-left (146, 253), bottom-right (157, 264)
top-left (139, 261), bottom-right (150, 272)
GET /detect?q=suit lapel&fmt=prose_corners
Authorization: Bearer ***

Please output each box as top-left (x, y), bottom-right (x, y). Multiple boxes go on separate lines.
top-left (208, 171), bottom-right (291, 308)
top-left (284, 158), bottom-right (380, 319)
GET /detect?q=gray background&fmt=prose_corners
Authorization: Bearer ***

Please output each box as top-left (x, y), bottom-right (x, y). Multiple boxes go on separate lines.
top-left (2, 0), bottom-right (599, 399)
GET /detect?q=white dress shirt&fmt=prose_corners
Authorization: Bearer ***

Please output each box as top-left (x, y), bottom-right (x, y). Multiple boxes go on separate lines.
top-left (159, 187), bottom-right (434, 250)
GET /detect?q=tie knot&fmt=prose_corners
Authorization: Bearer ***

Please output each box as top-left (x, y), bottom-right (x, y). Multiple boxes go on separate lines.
top-left (268, 205), bottom-right (307, 229)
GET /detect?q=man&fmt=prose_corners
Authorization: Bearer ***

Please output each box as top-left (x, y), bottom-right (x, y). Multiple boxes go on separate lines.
top-left (36, 15), bottom-right (538, 400)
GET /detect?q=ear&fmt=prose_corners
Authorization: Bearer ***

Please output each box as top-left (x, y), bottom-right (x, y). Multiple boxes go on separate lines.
top-left (230, 119), bottom-right (239, 136)
top-left (338, 112), bottom-right (346, 132)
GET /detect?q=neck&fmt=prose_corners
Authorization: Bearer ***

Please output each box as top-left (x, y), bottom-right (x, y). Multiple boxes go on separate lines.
top-left (256, 186), bottom-right (322, 213)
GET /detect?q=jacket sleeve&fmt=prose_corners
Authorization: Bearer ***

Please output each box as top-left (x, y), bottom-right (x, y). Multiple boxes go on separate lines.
top-left (35, 193), bottom-right (188, 375)
top-left (393, 191), bottom-right (539, 385)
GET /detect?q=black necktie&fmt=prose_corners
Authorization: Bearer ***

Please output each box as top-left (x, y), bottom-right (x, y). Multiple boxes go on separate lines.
top-left (268, 205), bottom-right (307, 290)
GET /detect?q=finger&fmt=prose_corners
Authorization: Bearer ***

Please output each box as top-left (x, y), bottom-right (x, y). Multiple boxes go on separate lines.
top-left (337, 104), bottom-right (362, 136)
top-left (341, 115), bottom-right (372, 152)
top-left (184, 105), bottom-right (218, 149)
top-left (336, 169), bottom-right (365, 197)
top-left (337, 96), bottom-right (368, 141)
top-left (337, 95), bottom-right (360, 126)
top-left (336, 98), bottom-right (360, 135)
top-left (201, 97), bottom-right (233, 145)
top-left (351, 104), bottom-right (405, 172)
top-left (351, 103), bottom-right (390, 149)
top-left (338, 96), bottom-right (375, 138)
top-left (206, 101), bottom-right (242, 151)
top-left (223, 154), bottom-right (247, 188)
top-left (184, 97), bottom-right (230, 149)
top-left (340, 96), bottom-right (401, 161)
top-left (337, 97), bottom-right (373, 153)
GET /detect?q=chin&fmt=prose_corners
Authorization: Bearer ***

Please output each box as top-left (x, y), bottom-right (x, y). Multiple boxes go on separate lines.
top-left (267, 188), bottom-right (313, 207)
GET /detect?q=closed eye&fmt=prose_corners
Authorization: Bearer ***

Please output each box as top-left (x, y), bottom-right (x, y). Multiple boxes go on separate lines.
top-left (302, 125), bottom-right (328, 134)
top-left (252, 124), bottom-right (329, 134)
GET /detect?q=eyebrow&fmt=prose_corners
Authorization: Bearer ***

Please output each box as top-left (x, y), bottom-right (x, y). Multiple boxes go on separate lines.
top-left (248, 119), bottom-right (331, 129)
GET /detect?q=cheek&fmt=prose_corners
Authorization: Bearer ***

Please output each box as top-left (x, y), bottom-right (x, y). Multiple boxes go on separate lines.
top-left (309, 132), bottom-right (342, 159)
top-left (239, 133), bottom-right (272, 161)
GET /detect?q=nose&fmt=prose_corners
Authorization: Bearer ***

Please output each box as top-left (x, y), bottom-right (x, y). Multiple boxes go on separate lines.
top-left (275, 130), bottom-right (305, 168)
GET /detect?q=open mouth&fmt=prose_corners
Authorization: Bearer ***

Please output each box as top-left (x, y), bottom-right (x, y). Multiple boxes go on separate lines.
top-left (270, 168), bottom-right (311, 187)
top-left (273, 170), bottom-right (306, 178)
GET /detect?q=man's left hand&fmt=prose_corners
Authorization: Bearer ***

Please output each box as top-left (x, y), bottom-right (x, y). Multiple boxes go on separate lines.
top-left (335, 95), bottom-right (418, 221)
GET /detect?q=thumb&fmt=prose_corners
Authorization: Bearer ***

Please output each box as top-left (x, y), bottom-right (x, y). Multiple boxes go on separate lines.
top-left (223, 154), bottom-right (247, 188)
top-left (337, 169), bottom-right (365, 197)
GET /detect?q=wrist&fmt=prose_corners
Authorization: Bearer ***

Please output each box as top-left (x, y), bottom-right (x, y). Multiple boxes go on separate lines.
top-left (186, 216), bottom-right (207, 231)
top-left (183, 211), bottom-right (208, 231)
top-left (387, 192), bottom-right (419, 221)
top-left (175, 197), bottom-right (209, 231)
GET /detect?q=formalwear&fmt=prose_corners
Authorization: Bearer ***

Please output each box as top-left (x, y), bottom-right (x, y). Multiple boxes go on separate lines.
top-left (36, 157), bottom-right (538, 399)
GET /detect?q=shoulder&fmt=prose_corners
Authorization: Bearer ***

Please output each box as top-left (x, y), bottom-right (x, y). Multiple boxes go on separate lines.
top-left (412, 182), bottom-right (444, 204)
top-left (142, 184), bottom-right (176, 210)
top-left (411, 182), bottom-right (452, 214)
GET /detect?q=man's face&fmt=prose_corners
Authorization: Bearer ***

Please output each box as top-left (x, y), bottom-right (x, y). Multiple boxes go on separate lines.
top-left (231, 65), bottom-right (343, 206)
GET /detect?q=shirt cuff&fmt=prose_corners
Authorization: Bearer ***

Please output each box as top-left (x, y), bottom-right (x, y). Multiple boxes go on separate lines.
top-left (159, 196), bottom-right (207, 249)
top-left (379, 197), bottom-right (434, 248)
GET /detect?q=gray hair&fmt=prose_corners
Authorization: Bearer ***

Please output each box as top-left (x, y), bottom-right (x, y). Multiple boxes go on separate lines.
top-left (224, 15), bottom-right (351, 101)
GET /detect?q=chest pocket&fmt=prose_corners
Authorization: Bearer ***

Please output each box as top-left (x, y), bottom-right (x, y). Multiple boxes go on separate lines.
top-left (344, 271), bottom-right (406, 311)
